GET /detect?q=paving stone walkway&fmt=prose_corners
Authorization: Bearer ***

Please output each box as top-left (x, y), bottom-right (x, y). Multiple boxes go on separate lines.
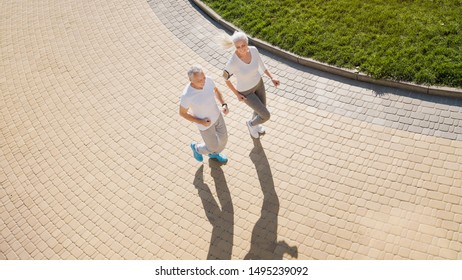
top-left (1, 0), bottom-right (461, 260)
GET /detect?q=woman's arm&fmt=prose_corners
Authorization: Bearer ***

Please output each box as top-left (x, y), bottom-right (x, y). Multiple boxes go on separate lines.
top-left (263, 69), bottom-right (280, 87)
top-left (254, 47), bottom-right (280, 88)
top-left (225, 79), bottom-right (246, 101)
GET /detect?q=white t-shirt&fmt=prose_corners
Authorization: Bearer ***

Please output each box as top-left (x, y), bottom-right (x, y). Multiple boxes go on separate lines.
top-left (180, 76), bottom-right (220, 131)
top-left (224, 46), bottom-right (267, 92)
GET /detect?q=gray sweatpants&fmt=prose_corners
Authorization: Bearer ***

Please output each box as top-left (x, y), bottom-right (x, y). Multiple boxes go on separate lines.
top-left (197, 114), bottom-right (228, 154)
top-left (240, 78), bottom-right (270, 126)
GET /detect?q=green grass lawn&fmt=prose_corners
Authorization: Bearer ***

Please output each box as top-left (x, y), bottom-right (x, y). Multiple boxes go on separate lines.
top-left (202, 0), bottom-right (462, 88)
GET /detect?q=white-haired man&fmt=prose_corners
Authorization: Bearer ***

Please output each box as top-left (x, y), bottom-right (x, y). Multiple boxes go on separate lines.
top-left (179, 65), bottom-right (229, 163)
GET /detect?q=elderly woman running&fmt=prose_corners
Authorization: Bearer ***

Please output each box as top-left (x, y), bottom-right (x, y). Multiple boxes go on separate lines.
top-left (221, 31), bottom-right (280, 138)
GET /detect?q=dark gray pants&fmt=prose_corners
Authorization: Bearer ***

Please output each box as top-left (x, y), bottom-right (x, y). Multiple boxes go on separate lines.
top-left (240, 79), bottom-right (270, 126)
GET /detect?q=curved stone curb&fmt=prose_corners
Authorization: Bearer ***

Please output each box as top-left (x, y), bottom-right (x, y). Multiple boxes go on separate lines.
top-left (191, 0), bottom-right (462, 99)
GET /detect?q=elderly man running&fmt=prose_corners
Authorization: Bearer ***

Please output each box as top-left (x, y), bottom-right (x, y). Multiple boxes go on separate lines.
top-left (179, 65), bottom-right (229, 163)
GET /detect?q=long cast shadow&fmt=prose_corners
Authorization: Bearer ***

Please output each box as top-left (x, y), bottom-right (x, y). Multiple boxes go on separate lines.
top-left (245, 139), bottom-right (298, 259)
top-left (193, 161), bottom-right (234, 259)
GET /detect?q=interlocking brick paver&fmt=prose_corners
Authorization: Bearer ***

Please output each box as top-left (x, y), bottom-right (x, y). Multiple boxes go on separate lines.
top-left (1, 0), bottom-right (462, 260)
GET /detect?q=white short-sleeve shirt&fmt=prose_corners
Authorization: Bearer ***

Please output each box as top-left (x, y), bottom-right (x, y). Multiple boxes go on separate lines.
top-left (224, 46), bottom-right (268, 92)
top-left (180, 76), bottom-right (220, 131)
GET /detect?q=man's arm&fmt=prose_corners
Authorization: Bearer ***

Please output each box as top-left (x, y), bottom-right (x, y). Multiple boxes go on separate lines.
top-left (214, 87), bottom-right (229, 115)
top-left (179, 106), bottom-right (210, 126)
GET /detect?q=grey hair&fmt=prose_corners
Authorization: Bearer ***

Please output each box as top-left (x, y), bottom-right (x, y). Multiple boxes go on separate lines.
top-left (218, 31), bottom-right (249, 49)
top-left (187, 65), bottom-right (204, 80)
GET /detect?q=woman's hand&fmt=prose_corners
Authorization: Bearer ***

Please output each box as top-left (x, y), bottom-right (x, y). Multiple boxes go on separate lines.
top-left (271, 78), bottom-right (280, 87)
top-left (236, 92), bottom-right (246, 101)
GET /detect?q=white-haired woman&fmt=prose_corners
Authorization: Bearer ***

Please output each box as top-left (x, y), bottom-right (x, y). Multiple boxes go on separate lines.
top-left (221, 31), bottom-right (280, 138)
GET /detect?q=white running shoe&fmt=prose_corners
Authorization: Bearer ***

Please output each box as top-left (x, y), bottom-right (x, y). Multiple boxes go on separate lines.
top-left (246, 121), bottom-right (259, 138)
top-left (257, 124), bottom-right (265, 134)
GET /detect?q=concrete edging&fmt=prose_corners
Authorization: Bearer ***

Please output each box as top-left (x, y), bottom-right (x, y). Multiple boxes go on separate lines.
top-left (191, 0), bottom-right (462, 99)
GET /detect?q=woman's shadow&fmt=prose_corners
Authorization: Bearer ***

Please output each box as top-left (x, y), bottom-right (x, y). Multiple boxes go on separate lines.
top-left (245, 139), bottom-right (298, 259)
top-left (193, 160), bottom-right (234, 260)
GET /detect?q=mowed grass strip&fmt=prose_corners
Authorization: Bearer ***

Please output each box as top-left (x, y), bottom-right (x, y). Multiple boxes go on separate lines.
top-left (202, 0), bottom-right (462, 87)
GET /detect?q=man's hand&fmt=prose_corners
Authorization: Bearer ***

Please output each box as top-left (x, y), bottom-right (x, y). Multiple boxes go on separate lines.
top-left (222, 105), bottom-right (229, 115)
top-left (200, 118), bottom-right (211, 126)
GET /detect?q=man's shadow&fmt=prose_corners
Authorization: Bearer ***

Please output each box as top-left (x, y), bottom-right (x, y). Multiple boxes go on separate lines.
top-left (193, 160), bottom-right (234, 260)
top-left (245, 139), bottom-right (298, 259)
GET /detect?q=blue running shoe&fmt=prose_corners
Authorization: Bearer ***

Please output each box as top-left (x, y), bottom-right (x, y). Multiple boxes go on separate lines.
top-left (208, 153), bottom-right (228, 163)
top-left (190, 142), bottom-right (203, 162)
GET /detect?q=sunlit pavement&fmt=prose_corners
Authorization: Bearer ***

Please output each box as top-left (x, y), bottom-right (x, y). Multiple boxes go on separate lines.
top-left (1, 0), bottom-right (461, 259)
